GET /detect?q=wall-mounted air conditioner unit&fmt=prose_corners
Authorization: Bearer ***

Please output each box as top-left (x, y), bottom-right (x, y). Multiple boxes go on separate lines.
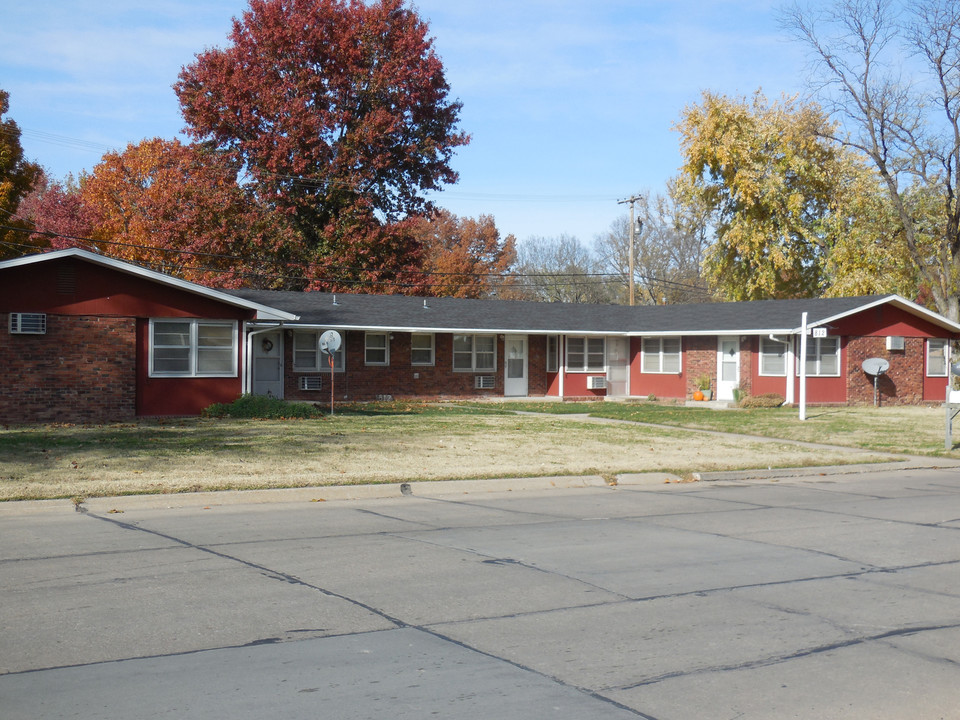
top-left (886, 336), bottom-right (905, 351)
top-left (299, 376), bottom-right (322, 391)
top-left (9, 313), bottom-right (46, 335)
top-left (475, 375), bottom-right (495, 389)
top-left (587, 376), bottom-right (607, 390)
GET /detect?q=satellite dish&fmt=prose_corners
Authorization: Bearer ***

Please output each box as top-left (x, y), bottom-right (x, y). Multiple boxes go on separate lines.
top-left (319, 330), bottom-right (342, 354)
top-left (861, 357), bottom-right (890, 376)
top-left (951, 362), bottom-right (960, 376)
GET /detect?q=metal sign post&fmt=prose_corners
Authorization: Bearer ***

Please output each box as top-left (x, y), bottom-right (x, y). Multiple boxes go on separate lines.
top-left (318, 330), bottom-right (342, 417)
top-left (947, 362), bottom-right (960, 450)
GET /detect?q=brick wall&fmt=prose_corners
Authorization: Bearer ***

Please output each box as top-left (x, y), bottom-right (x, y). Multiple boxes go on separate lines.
top-left (283, 330), bottom-right (538, 402)
top-left (684, 336), bottom-right (716, 398)
top-left (845, 335), bottom-right (924, 405)
top-left (0, 313), bottom-right (137, 423)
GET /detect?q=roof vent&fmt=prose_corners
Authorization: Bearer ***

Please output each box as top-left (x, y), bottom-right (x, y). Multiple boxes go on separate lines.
top-left (56, 264), bottom-right (76, 295)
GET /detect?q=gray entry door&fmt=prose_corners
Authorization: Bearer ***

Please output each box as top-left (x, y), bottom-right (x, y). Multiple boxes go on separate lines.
top-left (252, 331), bottom-right (283, 398)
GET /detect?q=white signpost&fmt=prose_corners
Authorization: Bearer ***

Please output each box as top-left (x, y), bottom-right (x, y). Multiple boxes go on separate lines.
top-left (319, 330), bottom-right (342, 416)
top-left (799, 313), bottom-right (808, 421)
top-left (947, 362), bottom-right (960, 450)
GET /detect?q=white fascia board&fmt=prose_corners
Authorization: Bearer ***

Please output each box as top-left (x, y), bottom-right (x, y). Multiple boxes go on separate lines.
top-left (625, 329), bottom-right (795, 337)
top-left (253, 322), bottom-right (621, 336)
top-left (3, 248), bottom-right (299, 321)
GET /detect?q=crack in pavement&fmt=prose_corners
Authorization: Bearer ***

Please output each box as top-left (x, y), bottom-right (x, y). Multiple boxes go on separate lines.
top-left (608, 622), bottom-right (960, 692)
top-left (62, 508), bottom-right (659, 719)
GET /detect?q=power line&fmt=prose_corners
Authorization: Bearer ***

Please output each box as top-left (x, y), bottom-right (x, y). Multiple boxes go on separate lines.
top-left (1, 125), bottom-right (114, 154)
top-left (0, 219), bottom-right (711, 297)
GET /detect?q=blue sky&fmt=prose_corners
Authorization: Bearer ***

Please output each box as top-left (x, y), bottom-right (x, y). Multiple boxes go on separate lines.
top-left (1, 0), bottom-right (809, 244)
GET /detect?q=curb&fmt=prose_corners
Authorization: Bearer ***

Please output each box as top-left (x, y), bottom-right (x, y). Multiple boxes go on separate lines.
top-left (2, 461), bottom-right (955, 516)
top-left (692, 458), bottom-right (960, 483)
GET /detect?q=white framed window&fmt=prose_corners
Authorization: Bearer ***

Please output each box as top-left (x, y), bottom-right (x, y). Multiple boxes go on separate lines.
top-left (411, 333), bottom-right (435, 366)
top-left (642, 337), bottom-right (681, 373)
top-left (927, 339), bottom-right (949, 377)
top-left (150, 319), bottom-right (237, 377)
top-left (760, 336), bottom-right (788, 376)
top-left (453, 334), bottom-right (496, 371)
top-left (800, 336), bottom-right (840, 376)
top-left (566, 337), bottom-right (605, 372)
top-left (293, 331), bottom-right (344, 372)
top-left (546, 335), bottom-right (559, 373)
top-left (365, 332), bottom-right (389, 366)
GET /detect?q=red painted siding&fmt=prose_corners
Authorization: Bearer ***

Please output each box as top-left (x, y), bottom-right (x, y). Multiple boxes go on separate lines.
top-left (0, 257), bottom-right (255, 421)
top-left (630, 336), bottom-right (691, 399)
top-left (0, 257), bottom-right (253, 320)
top-left (134, 320), bottom-right (243, 416)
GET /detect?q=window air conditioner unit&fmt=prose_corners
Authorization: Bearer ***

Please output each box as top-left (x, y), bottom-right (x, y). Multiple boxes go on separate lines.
top-left (587, 376), bottom-right (607, 390)
top-left (886, 336), bottom-right (905, 351)
top-left (475, 375), bottom-right (495, 389)
top-left (299, 376), bottom-right (322, 391)
top-left (9, 313), bottom-right (46, 334)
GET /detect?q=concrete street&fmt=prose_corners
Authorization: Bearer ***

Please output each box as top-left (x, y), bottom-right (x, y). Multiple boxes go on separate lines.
top-left (2, 467), bottom-right (959, 719)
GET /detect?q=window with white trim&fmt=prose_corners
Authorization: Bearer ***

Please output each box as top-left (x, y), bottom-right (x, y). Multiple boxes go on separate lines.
top-left (566, 337), bottom-right (605, 372)
top-left (927, 339), bottom-right (948, 377)
top-left (641, 337), bottom-right (681, 373)
top-left (293, 331), bottom-right (344, 371)
top-left (150, 319), bottom-right (237, 377)
top-left (453, 334), bottom-right (496, 371)
top-left (759, 336), bottom-right (788, 376)
top-left (801, 336), bottom-right (840, 376)
top-left (546, 335), bottom-right (559, 373)
top-left (411, 333), bottom-right (435, 366)
top-left (365, 332), bottom-right (389, 366)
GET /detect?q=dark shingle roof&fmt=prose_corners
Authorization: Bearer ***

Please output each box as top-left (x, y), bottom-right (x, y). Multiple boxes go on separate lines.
top-left (223, 290), bottom-right (935, 335)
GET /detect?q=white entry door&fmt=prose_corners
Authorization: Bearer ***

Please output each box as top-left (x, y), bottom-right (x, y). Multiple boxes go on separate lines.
top-left (504, 335), bottom-right (528, 397)
top-left (717, 336), bottom-right (740, 401)
top-left (606, 337), bottom-right (629, 397)
top-left (252, 331), bottom-right (283, 398)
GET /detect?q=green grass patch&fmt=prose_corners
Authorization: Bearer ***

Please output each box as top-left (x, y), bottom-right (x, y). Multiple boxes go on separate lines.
top-left (468, 401), bottom-right (959, 457)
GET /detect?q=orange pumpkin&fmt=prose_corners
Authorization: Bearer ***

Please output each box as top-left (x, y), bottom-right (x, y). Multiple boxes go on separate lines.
top-left (693, 390), bottom-right (705, 401)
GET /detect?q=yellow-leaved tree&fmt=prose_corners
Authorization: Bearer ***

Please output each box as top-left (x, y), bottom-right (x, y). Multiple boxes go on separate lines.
top-left (675, 90), bottom-right (913, 301)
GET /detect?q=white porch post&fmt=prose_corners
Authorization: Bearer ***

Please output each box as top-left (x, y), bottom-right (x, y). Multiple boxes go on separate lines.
top-left (799, 312), bottom-right (808, 421)
top-left (241, 321), bottom-right (251, 395)
top-left (784, 336), bottom-right (796, 405)
top-left (559, 335), bottom-right (565, 398)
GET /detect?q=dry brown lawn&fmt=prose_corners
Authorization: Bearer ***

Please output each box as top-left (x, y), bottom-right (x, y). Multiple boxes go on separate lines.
top-left (0, 410), bottom-right (901, 501)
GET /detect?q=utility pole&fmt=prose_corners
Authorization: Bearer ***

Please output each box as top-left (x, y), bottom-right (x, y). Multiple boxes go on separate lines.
top-left (618, 194), bottom-right (642, 306)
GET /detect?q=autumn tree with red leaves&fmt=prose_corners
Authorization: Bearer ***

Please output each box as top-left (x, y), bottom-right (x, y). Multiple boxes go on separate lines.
top-left (15, 173), bottom-right (101, 251)
top-left (175, 0), bottom-right (469, 289)
top-left (409, 210), bottom-right (516, 298)
top-left (81, 138), bottom-right (301, 288)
